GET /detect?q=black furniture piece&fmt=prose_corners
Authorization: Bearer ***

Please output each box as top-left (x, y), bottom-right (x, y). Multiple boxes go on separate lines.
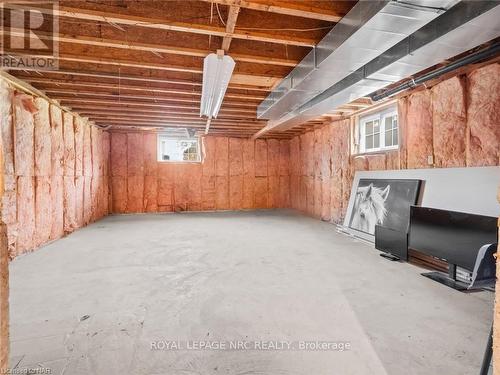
top-left (372, 179), bottom-right (421, 261)
top-left (375, 225), bottom-right (408, 261)
top-left (408, 206), bottom-right (497, 291)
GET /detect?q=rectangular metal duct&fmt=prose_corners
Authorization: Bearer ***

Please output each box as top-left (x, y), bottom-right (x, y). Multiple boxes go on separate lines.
top-left (257, 0), bottom-right (459, 121)
top-left (262, 0), bottom-right (500, 133)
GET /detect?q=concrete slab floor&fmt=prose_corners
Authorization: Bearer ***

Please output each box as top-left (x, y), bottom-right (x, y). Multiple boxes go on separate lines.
top-left (8, 210), bottom-right (493, 375)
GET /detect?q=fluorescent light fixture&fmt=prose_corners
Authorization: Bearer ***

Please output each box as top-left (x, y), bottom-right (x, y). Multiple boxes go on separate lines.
top-left (200, 50), bottom-right (235, 121)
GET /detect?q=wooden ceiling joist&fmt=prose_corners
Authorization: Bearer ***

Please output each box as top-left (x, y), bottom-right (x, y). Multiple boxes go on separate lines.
top-left (41, 88), bottom-right (258, 108)
top-left (89, 117), bottom-right (265, 127)
top-left (83, 117), bottom-right (263, 127)
top-left (13, 70), bottom-right (271, 92)
top-left (77, 110), bottom-right (263, 121)
top-left (5, 0), bottom-right (357, 136)
top-left (21, 4), bottom-right (318, 47)
top-left (201, 0), bottom-right (343, 22)
top-left (69, 105), bottom-right (252, 119)
top-left (39, 90), bottom-right (258, 105)
top-left (11, 55), bottom-right (280, 87)
top-left (56, 98), bottom-right (257, 112)
top-left (106, 125), bottom-right (264, 134)
top-left (75, 109), bottom-right (257, 120)
top-left (64, 101), bottom-right (254, 112)
top-left (2, 28), bottom-right (297, 67)
top-left (27, 79), bottom-right (265, 99)
top-left (26, 52), bottom-right (279, 78)
top-left (53, 97), bottom-right (257, 112)
top-left (91, 123), bottom-right (264, 131)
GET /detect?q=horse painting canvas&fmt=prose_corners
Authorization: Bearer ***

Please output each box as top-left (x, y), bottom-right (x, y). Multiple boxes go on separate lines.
top-left (348, 179), bottom-right (421, 235)
top-left (350, 184), bottom-right (390, 234)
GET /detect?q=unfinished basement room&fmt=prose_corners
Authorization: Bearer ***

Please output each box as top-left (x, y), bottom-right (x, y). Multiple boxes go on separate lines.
top-left (0, 1), bottom-right (499, 374)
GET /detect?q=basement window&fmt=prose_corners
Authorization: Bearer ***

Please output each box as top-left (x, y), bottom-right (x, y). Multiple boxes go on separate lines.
top-left (358, 106), bottom-right (398, 153)
top-left (157, 133), bottom-right (201, 162)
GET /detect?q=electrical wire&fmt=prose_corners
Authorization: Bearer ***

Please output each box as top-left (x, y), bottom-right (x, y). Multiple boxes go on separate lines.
top-left (215, 3), bottom-right (226, 26)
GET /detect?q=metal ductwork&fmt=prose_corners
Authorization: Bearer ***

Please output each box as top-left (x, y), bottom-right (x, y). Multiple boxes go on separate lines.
top-left (370, 41), bottom-right (500, 101)
top-left (257, 0), bottom-right (459, 121)
top-left (257, 0), bottom-right (500, 134)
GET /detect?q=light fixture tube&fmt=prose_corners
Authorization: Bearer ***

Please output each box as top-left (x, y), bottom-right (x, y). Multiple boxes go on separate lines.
top-left (200, 50), bottom-right (235, 120)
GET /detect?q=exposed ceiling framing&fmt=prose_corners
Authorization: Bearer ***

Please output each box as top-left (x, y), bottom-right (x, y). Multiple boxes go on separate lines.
top-left (199, 0), bottom-right (345, 22)
top-left (221, 4), bottom-right (241, 51)
top-left (3, 0), bottom-right (357, 137)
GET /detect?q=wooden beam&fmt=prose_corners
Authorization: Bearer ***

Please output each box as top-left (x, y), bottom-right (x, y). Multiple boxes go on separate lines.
top-left (251, 125), bottom-right (270, 139)
top-left (18, 77), bottom-right (263, 96)
top-left (253, 95), bottom-right (378, 138)
top-left (87, 117), bottom-right (263, 127)
top-left (65, 104), bottom-right (254, 115)
top-left (42, 90), bottom-right (260, 108)
top-left (222, 5), bottom-right (241, 51)
top-left (352, 97), bottom-right (374, 106)
top-left (106, 125), bottom-right (263, 133)
top-left (339, 103), bottom-right (372, 109)
top-left (26, 79), bottom-right (265, 100)
top-left (7, 52), bottom-right (197, 74)
top-left (201, 0), bottom-right (343, 22)
top-left (103, 123), bottom-right (207, 130)
top-left (10, 54), bottom-right (280, 87)
top-left (79, 111), bottom-right (263, 123)
top-left (50, 47), bottom-right (289, 78)
top-left (94, 119), bottom-right (266, 129)
top-left (88, 116), bottom-right (264, 127)
top-left (1, 28), bottom-right (297, 67)
top-left (41, 53), bottom-right (202, 73)
top-left (52, 96), bottom-right (257, 112)
top-left (50, 92), bottom-right (212, 106)
top-left (14, 4), bottom-right (317, 47)
top-left (12, 70), bottom-right (272, 92)
top-left (56, 98), bottom-right (256, 111)
top-left (69, 105), bottom-right (253, 116)
top-left (78, 110), bottom-right (266, 124)
top-left (250, 116), bottom-right (328, 139)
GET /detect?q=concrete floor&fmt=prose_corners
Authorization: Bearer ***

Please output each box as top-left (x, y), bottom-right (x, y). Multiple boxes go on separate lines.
top-left (9, 210), bottom-right (493, 375)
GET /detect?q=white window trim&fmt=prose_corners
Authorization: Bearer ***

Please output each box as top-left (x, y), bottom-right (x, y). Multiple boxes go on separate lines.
top-left (157, 135), bottom-right (202, 163)
top-left (358, 106), bottom-right (398, 154)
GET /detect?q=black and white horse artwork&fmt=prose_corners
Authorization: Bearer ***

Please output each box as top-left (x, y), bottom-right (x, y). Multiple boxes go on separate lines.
top-left (350, 183), bottom-right (390, 234)
top-left (347, 178), bottom-right (422, 236)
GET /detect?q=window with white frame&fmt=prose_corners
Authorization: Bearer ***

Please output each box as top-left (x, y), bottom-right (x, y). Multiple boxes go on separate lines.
top-left (359, 106), bottom-right (398, 153)
top-left (157, 134), bottom-right (201, 162)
